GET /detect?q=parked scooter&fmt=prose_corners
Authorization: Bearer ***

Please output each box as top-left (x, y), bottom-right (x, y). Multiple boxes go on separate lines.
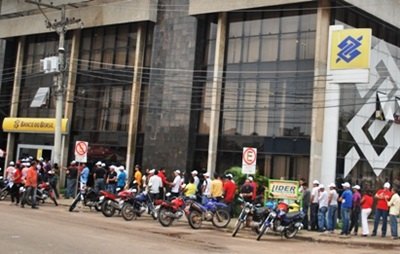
top-left (19, 182), bottom-right (58, 206)
top-left (232, 196), bottom-right (270, 237)
top-left (188, 197), bottom-right (231, 229)
top-left (121, 190), bottom-right (161, 221)
top-left (101, 188), bottom-right (136, 217)
top-left (158, 194), bottom-right (193, 227)
top-left (69, 187), bottom-right (103, 212)
top-left (256, 201), bottom-right (305, 241)
top-left (0, 177), bottom-right (11, 201)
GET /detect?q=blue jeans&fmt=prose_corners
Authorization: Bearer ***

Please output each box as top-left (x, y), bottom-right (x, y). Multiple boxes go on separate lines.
top-left (389, 214), bottom-right (398, 238)
top-left (341, 207), bottom-right (351, 234)
top-left (372, 208), bottom-right (388, 236)
top-left (318, 206), bottom-right (328, 231)
top-left (327, 205), bottom-right (338, 231)
top-left (66, 178), bottom-right (77, 198)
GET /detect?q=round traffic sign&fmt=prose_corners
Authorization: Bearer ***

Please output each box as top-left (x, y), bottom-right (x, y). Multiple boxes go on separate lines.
top-left (243, 147), bottom-right (257, 165)
top-left (75, 141), bottom-right (88, 156)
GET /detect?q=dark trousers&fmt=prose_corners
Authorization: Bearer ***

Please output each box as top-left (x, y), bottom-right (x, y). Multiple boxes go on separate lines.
top-left (349, 206), bottom-right (361, 234)
top-left (21, 186), bottom-right (37, 207)
top-left (372, 208), bottom-right (388, 236)
top-left (302, 205), bottom-right (309, 229)
top-left (66, 178), bottom-right (77, 198)
top-left (11, 183), bottom-right (21, 204)
top-left (310, 203), bottom-right (319, 230)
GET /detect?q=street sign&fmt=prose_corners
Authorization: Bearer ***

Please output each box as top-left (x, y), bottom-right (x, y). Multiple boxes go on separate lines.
top-left (74, 141), bottom-right (88, 163)
top-left (242, 147), bottom-right (257, 174)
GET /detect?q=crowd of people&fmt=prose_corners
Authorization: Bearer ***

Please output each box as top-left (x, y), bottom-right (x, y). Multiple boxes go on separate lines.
top-left (300, 179), bottom-right (400, 240)
top-left (3, 157), bottom-right (400, 242)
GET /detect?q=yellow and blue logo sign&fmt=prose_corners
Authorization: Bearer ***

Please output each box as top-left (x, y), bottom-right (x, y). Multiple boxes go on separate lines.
top-left (330, 28), bottom-right (371, 70)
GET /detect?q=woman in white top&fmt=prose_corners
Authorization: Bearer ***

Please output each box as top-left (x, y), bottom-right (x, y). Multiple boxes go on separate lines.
top-left (327, 183), bottom-right (339, 233)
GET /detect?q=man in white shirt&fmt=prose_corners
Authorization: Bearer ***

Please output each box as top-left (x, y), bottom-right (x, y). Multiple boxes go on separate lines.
top-left (317, 184), bottom-right (328, 232)
top-left (192, 170), bottom-right (199, 191)
top-left (201, 172), bottom-right (212, 204)
top-left (170, 170), bottom-right (182, 197)
top-left (148, 169), bottom-right (163, 200)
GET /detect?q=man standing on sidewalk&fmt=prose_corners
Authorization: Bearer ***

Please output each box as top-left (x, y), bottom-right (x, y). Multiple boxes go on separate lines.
top-left (21, 160), bottom-right (38, 209)
top-left (310, 180), bottom-right (320, 231)
top-left (327, 183), bottom-right (338, 233)
top-left (371, 182), bottom-right (392, 237)
top-left (349, 185), bottom-right (362, 235)
top-left (318, 185), bottom-right (328, 232)
top-left (386, 187), bottom-right (400, 239)
top-left (339, 182), bottom-right (352, 236)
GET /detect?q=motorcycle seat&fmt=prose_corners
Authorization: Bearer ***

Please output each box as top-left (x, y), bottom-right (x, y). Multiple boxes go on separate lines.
top-left (285, 211), bottom-right (302, 219)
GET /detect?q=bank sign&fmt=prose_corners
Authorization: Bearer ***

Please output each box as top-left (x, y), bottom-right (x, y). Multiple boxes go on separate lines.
top-left (2, 117), bottom-right (69, 134)
top-left (268, 179), bottom-right (299, 200)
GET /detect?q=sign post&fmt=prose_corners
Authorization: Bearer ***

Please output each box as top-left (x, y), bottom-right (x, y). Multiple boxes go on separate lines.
top-left (74, 141), bottom-right (88, 163)
top-left (242, 147), bottom-right (257, 175)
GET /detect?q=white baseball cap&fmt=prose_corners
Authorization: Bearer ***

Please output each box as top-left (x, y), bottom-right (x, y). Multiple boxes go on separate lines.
top-left (313, 180), bottom-right (320, 185)
top-left (328, 183), bottom-right (336, 188)
top-left (9, 161), bottom-right (15, 166)
top-left (96, 161), bottom-right (102, 166)
top-left (352, 185), bottom-right (361, 190)
top-left (175, 169), bottom-right (181, 174)
top-left (342, 182), bottom-right (351, 188)
top-left (191, 170), bottom-right (198, 175)
top-left (383, 182), bottom-right (391, 188)
top-left (203, 172), bottom-right (209, 177)
top-left (319, 184), bottom-right (325, 189)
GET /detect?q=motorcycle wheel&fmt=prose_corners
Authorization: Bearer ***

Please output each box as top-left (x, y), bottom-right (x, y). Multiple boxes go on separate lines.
top-left (101, 200), bottom-right (116, 217)
top-left (121, 203), bottom-right (137, 221)
top-left (232, 220), bottom-right (243, 237)
top-left (94, 202), bottom-right (102, 212)
top-left (284, 226), bottom-right (299, 239)
top-left (150, 205), bottom-right (160, 220)
top-left (211, 209), bottom-right (231, 228)
top-left (69, 195), bottom-right (80, 212)
top-left (0, 189), bottom-right (8, 200)
top-left (188, 210), bottom-right (202, 229)
top-left (256, 222), bottom-right (270, 241)
top-left (158, 207), bottom-right (173, 227)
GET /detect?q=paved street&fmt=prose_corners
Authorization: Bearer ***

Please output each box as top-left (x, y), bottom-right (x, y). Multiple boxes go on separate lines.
top-left (0, 201), bottom-right (399, 254)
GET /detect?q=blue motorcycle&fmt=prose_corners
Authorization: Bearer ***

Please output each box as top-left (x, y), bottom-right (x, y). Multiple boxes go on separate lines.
top-left (187, 197), bottom-right (231, 229)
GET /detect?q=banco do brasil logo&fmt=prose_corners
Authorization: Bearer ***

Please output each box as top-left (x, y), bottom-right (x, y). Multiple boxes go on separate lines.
top-left (336, 35), bottom-right (363, 63)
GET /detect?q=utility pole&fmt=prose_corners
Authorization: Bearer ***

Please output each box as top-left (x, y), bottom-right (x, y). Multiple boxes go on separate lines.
top-left (25, 1), bottom-right (82, 166)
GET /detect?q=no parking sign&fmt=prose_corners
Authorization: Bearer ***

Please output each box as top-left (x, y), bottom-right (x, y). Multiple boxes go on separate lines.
top-left (242, 147), bottom-right (257, 174)
top-left (74, 141), bottom-right (88, 163)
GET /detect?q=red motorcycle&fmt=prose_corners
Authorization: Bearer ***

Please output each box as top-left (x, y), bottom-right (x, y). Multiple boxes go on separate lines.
top-left (101, 189), bottom-right (136, 217)
top-left (158, 194), bottom-right (194, 227)
top-left (22, 181), bottom-right (58, 206)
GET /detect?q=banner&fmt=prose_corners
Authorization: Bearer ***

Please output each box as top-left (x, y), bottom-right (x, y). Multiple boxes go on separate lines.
top-left (267, 179), bottom-right (299, 200)
top-left (2, 117), bottom-right (68, 134)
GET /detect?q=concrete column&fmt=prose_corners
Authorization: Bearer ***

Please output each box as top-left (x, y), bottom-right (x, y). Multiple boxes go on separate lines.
top-left (5, 37), bottom-right (25, 166)
top-left (126, 23), bottom-right (146, 179)
top-left (206, 12), bottom-right (227, 177)
top-left (309, 0), bottom-right (330, 184)
top-left (60, 29), bottom-right (81, 188)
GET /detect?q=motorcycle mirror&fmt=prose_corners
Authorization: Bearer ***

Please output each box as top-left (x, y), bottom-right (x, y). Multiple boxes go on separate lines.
top-left (166, 192), bottom-right (171, 197)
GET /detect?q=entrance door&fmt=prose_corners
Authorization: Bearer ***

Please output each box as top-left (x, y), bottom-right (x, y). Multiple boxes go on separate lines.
top-left (16, 144), bottom-right (53, 162)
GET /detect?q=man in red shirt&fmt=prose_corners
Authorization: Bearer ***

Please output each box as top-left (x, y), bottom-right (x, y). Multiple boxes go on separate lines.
top-left (223, 174), bottom-right (237, 217)
top-left (21, 160), bottom-right (38, 209)
top-left (248, 176), bottom-right (258, 201)
top-left (371, 182), bottom-right (392, 237)
top-left (158, 168), bottom-right (169, 199)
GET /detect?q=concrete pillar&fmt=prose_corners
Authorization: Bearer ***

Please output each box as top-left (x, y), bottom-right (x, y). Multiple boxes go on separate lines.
top-left (4, 37), bottom-right (25, 166)
top-left (126, 23), bottom-right (146, 179)
top-left (60, 29), bottom-right (81, 188)
top-left (206, 12), bottom-right (227, 177)
top-left (309, 0), bottom-right (330, 184)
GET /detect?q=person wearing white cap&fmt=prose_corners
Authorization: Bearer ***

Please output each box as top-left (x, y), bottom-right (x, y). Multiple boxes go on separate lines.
top-left (371, 182), bottom-right (392, 237)
top-left (170, 170), bottom-right (182, 197)
top-left (349, 185), bottom-right (362, 235)
top-left (148, 170), bottom-right (163, 200)
top-left (327, 183), bottom-right (339, 233)
top-left (116, 166), bottom-right (127, 192)
top-left (201, 172), bottom-right (211, 203)
top-left (191, 170), bottom-right (200, 191)
top-left (310, 180), bottom-right (320, 231)
top-left (317, 184), bottom-right (328, 232)
top-left (339, 182), bottom-right (353, 236)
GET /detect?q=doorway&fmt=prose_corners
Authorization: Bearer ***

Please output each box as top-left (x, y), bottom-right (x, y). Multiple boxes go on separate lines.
top-left (16, 144), bottom-right (53, 162)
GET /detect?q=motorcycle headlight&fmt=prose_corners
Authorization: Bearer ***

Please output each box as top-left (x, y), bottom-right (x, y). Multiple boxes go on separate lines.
top-left (244, 207), bottom-right (251, 213)
top-left (99, 196), bottom-right (104, 202)
top-left (270, 211), bottom-right (277, 218)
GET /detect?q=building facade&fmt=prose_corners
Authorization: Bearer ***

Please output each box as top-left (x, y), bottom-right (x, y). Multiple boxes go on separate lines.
top-left (0, 0), bottom-right (399, 189)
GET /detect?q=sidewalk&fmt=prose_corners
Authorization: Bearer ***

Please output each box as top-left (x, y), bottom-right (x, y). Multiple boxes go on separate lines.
top-left (56, 197), bottom-right (400, 248)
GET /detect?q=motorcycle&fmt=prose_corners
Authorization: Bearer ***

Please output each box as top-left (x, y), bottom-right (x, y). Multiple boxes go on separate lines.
top-left (188, 197), bottom-right (231, 229)
top-left (158, 194), bottom-right (193, 227)
top-left (232, 197), bottom-right (270, 237)
top-left (256, 201), bottom-right (305, 241)
top-left (20, 182), bottom-right (58, 206)
top-left (69, 187), bottom-right (103, 212)
top-left (101, 188), bottom-right (136, 217)
top-left (121, 190), bottom-right (162, 221)
top-left (0, 177), bottom-right (11, 201)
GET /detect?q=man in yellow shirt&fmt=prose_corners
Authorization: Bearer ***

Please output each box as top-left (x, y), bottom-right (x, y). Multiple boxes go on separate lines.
top-left (184, 177), bottom-right (197, 197)
top-left (210, 173), bottom-right (223, 201)
top-left (134, 165), bottom-right (142, 189)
